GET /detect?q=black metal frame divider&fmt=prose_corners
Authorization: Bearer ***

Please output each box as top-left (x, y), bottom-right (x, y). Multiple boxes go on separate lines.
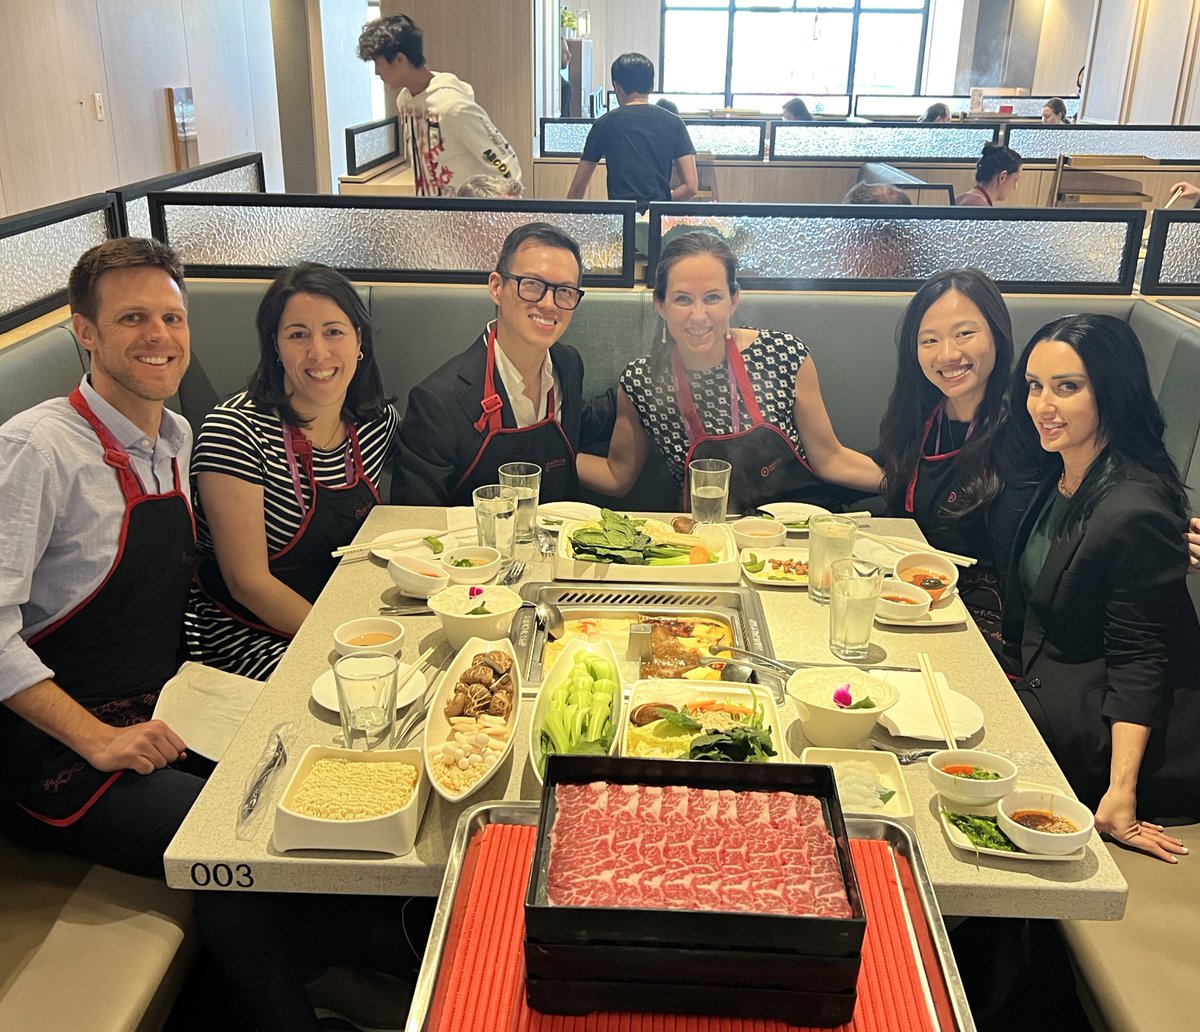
top-left (344, 116), bottom-right (401, 177)
top-left (1142, 209), bottom-right (1200, 296)
top-left (538, 117), bottom-right (766, 160)
top-left (147, 192), bottom-right (639, 288)
top-left (852, 95), bottom-right (971, 119)
top-left (1003, 123), bottom-right (1200, 164)
top-left (645, 201), bottom-right (1145, 295)
top-left (767, 121), bottom-right (1001, 163)
top-left (108, 152), bottom-right (265, 236)
top-left (0, 193), bottom-right (120, 334)
top-left (540, 117), bottom-right (597, 158)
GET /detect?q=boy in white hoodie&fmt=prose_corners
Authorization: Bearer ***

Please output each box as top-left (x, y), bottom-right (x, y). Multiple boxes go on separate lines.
top-left (358, 14), bottom-right (521, 196)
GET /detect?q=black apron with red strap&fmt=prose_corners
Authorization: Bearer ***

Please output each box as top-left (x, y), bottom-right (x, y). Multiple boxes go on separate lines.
top-left (903, 399), bottom-right (982, 559)
top-left (449, 325), bottom-right (578, 508)
top-left (196, 421), bottom-right (379, 636)
top-left (0, 388), bottom-right (196, 824)
top-left (673, 335), bottom-right (828, 513)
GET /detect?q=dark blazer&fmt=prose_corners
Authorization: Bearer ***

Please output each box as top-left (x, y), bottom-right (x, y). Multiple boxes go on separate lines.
top-left (392, 334), bottom-right (609, 506)
top-left (1003, 468), bottom-right (1200, 819)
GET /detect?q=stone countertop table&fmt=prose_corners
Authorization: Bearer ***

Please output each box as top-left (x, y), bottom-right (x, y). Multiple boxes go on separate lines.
top-left (166, 507), bottom-right (1127, 920)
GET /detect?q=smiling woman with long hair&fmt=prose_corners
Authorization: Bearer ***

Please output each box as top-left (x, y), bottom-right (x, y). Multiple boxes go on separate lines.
top-left (1003, 314), bottom-right (1200, 858)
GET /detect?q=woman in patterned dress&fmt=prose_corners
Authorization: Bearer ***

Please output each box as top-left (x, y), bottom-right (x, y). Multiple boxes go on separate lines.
top-left (577, 231), bottom-right (883, 511)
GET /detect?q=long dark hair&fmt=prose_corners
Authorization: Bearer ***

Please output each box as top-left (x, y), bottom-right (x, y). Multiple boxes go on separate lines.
top-left (975, 142), bottom-right (1021, 185)
top-left (879, 269), bottom-right (1014, 516)
top-left (1008, 314), bottom-right (1187, 527)
top-left (246, 262), bottom-right (391, 428)
top-left (649, 230), bottom-right (739, 375)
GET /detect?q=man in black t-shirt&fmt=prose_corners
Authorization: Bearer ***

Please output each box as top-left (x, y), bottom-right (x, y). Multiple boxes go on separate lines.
top-left (566, 53), bottom-right (696, 213)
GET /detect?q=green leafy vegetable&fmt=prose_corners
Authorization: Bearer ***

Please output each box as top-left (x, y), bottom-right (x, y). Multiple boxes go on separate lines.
top-left (537, 652), bottom-right (620, 773)
top-left (424, 535), bottom-right (445, 554)
top-left (689, 725), bottom-right (776, 762)
top-left (655, 707), bottom-right (702, 732)
top-left (942, 809), bottom-right (1018, 852)
top-left (741, 552), bottom-right (766, 574)
top-left (878, 788), bottom-right (896, 805)
top-left (847, 696), bottom-right (877, 710)
top-left (542, 517), bottom-right (564, 527)
top-left (466, 602), bottom-right (491, 615)
top-left (450, 557), bottom-right (475, 568)
top-left (569, 509), bottom-right (715, 566)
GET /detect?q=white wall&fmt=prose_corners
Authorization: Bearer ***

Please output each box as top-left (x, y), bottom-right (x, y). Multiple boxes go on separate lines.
top-left (317, 0), bottom-right (374, 190)
top-left (1032, 0), bottom-right (1095, 97)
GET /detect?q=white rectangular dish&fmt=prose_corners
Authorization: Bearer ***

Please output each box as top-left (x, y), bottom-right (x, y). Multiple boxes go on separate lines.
top-left (875, 591), bottom-right (969, 628)
top-left (937, 781), bottom-right (1086, 862)
top-left (618, 678), bottom-right (787, 762)
top-left (273, 745), bottom-right (429, 856)
top-left (553, 517), bottom-right (740, 584)
top-left (799, 747), bottom-right (914, 829)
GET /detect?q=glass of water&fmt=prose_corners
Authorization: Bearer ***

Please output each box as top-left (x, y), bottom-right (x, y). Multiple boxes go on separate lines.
top-left (472, 484), bottom-right (518, 556)
top-left (333, 652), bottom-right (398, 750)
top-left (808, 514), bottom-right (858, 605)
top-left (688, 459), bottom-right (732, 524)
top-left (498, 462), bottom-right (541, 544)
top-left (829, 559), bottom-right (884, 660)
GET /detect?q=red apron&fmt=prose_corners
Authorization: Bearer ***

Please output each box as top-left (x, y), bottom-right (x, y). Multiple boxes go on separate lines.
top-left (196, 421), bottom-right (379, 637)
top-left (0, 388), bottom-right (196, 824)
top-left (449, 325), bottom-right (578, 508)
top-left (673, 335), bottom-right (824, 513)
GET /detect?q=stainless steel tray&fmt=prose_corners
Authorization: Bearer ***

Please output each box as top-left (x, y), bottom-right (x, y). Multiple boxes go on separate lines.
top-left (406, 802), bottom-right (976, 1032)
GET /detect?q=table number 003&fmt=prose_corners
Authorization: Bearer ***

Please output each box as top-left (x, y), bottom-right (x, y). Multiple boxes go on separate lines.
top-left (190, 862), bottom-right (254, 888)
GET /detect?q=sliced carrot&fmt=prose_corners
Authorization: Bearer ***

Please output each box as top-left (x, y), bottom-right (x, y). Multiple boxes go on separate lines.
top-left (942, 764), bottom-right (976, 776)
top-left (692, 700), bottom-right (754, 716)
top-left (688, 545), bottom-right (710, 565)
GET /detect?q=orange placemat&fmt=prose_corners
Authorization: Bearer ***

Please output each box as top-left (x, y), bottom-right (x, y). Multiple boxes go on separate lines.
top-left (426, 824), bottom-right (946, 1032)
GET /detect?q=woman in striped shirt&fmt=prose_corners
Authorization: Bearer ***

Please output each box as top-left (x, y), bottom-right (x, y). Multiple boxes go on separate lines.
top-left (186, 263), bottom-right (397, 679)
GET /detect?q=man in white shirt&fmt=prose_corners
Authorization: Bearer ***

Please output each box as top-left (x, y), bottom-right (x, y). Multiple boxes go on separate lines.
top-left (358, 13), bottom-right (521, 196)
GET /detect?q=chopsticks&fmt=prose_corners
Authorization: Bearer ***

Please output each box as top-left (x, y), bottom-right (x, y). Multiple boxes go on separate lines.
top-left (331, 528), bottom-right (472, 560)
top-left (857, 530), bottom-right (977, 568)
top-left (398, 646), bottom-right (438, 698)
top-left (1166, 185), bottom-right (1186, 208)
top-left (917, 651), bottom-right (957, 750)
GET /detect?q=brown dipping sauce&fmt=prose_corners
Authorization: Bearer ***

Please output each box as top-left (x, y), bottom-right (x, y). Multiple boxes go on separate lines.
top-left (347, 632), bottom-right (396, 647)
top-left (1011, 810), bottom-right (1079, 834)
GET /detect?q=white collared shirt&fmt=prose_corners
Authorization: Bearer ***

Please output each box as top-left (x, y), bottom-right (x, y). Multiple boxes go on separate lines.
top-left (491, 336), bottom-right (562, 428)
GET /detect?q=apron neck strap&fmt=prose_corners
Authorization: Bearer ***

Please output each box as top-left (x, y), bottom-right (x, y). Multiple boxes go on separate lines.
top-left (904, 398), bottom-right (977, 513)
top-left (475, 324), bottom-right (555, 433)
top-left (671, 333), bottom-right (764, 446)
top-left (69, 387), bottom-right (148, 501)
top-left (284, 421), bottom-right (358, 516)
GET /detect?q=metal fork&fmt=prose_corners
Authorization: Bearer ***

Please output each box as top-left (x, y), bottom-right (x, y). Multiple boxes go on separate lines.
top-left (497, 559), bottom-right (526, 586)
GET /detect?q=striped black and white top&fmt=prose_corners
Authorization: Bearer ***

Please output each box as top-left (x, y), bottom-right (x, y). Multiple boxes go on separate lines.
top-left (185, 392), bottom-right (398, 680)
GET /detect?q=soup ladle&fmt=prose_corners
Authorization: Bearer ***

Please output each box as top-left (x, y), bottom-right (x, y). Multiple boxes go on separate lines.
top-left (515, 600), bottom-right (566, 640)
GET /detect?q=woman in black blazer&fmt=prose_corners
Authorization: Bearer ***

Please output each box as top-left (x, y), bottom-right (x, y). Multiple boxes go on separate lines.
top-left (1003, 314), bottom-right (1200, 861)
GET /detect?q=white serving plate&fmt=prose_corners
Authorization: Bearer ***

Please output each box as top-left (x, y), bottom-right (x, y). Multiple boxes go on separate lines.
top-left (310, 664), bottom-right (427, 714)
top-left (938, 781), bottom-right (1086, 862)
top-left (756, 502), bottom-right (831, 534)
top-left (875, 591), bottom-right (969, 628)
top-left (553, 517), bottom-right (740, 584)
top-left (272, 745), bottom-right (429, 856)
top-left (537, 501), bottom-right (602, 533)
top-left (527, 639), bottom-right (625, 786)
top-left (368, 527), bottom-right (476, 562)
top-left (619, 678), bottom-right (787, 762)
top-left (799, 746), bottom-right (915, 828)
top-left (421, 636), bottom-right (520, 804)
top-left (873, 670), bottom-right (985, 742)
top-left (738, 545), bottom-right (809, 587)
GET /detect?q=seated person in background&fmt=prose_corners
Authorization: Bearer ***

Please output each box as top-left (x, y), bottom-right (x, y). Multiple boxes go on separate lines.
top-left (1003, 314), bottom-right (1200, 857)
top-left (578, 231), bottom-right (883, 512)
top-left (1169, 181), bottom-right (1200, 207)
top-left (567, 53), bottom-right (697, 212)
top-left (1041, 98), bottom-right (1068, 124)
top-left (393, 222), bottom-right (612, 507)
top-left (842, 183), bottom-right (912, 205)
top-left (655, 97), bottom-right (680, 115)
top-left (782, 97), bottom-right (813, 121)
top-left (956, 142), bottom-right (1022, 207)
top-left (188, 263), bottom-right (397, 680)
top-left (456, 174), bottom-right (524, 198)
top-left (921, 102), bottom-right (952, 123)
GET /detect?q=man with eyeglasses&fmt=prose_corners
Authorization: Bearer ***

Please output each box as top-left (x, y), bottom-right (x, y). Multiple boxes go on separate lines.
top-left (392, 223), bottom-right (609, 506)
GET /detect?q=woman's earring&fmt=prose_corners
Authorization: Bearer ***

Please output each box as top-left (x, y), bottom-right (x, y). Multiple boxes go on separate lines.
top-left (357, 351), bottom-right (364, 361)
top-left (661, 324), bottom-right (667, 345)
top-left (275, 353), bottom-right (282, 365)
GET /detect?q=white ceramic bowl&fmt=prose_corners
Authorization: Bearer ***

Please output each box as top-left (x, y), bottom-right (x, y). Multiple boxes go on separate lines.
top-left (997, 788), bottom-right (1094, 855)
top-left (528, 639), bottom-right (625, 786)
top-left (730, 517), bottom-right (788, 551)
top-left (893, 551), bottom-right (959, 602)
top-left (875, 579), bottom-right (933, 622)
top-left (785, 667), bottom-right (899, 748)
top-left (441, 545), bottom-right (502, 584)
top-left (927, 749), bottom-right (1018, 806)
top-left (272, 745), bottom-right (428, 856)
top-left (387, 554), bottom-right (450, 598)
top-left (427, 584), bottom-right (523, 650)
top-left (422, 636), bottom-right (520, 803)
top-left (332, 617), bottom-right (405, 657)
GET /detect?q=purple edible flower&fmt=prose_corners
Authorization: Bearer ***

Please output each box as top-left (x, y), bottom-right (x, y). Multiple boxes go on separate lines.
top-left (833, 684), bottom-right (853, 709)
top-left (468, 586), bottom-right (484, 599)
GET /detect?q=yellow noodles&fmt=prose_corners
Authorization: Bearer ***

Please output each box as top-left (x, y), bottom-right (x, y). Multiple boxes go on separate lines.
top-left (290, 758), bottom-right (417, 820)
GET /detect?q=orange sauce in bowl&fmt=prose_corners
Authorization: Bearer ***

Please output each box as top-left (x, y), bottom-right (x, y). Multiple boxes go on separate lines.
top-left (347, 632), bottom-right (396, 647)
top-left (905, 569), bottom-right (950, 600)
top-left (880, 594), bottom-right (920, 604)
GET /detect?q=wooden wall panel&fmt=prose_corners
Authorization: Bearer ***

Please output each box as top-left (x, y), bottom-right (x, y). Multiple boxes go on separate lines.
top-left (316, 0), bottom-right (374, 189)
top-left (1082, 0), bottom-right (1140, 122)
top-left (181, 0), bottom-right (258, 165)
top-left (1127, 0), bottom-right (1196, 123)
top-left (1032, 0), bottom-right (1096, 98)
top-left (244, 0), bottom-right (286, 190)
top-left (0, 0), bottom-right (119, 213)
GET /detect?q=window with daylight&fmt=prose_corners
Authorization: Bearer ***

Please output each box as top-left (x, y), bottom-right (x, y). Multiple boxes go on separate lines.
top-left (659, 1), bottom-right (931, 112)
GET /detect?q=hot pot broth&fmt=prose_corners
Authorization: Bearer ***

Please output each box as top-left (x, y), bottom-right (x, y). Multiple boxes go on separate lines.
top-left (542, 614), bottom-right (733, 678)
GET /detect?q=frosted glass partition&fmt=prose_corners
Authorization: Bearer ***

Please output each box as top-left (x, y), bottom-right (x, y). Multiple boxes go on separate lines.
top-left (0, 194), bottom-right (116, 332)
top-left (1142, 211), bottom-right (1200, 295)
top-left (770, 122), bottom-right (999, 161)
top-left (1007, 125), bottom-right (1200, 163)
top-left (114, 153), bottom-right (264, 239)
top-left (646, 203), bottom-right (1143, 294)
top-left (148, 194), bottom-right (637, 286)
top-left (853, 96), bottom-right (971, 119)
top-left (540, 119), bottom-right (594, 157)
top-left (346, 117), bottom-right (400, 176)
top-left (682, 120), bottom-right (765, 159)
top-left (981, 96), bottom-right (1082, 119)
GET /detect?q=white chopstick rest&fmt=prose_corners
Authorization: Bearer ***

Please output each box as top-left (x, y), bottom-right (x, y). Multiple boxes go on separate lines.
top-left (917, 651), bottom-right (957, 750)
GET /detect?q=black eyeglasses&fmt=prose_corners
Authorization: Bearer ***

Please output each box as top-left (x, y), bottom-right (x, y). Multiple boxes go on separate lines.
top-left (498, 272), bottom-right (585, 311)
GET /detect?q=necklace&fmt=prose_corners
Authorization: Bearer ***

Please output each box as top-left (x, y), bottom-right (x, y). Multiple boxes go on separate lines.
top-left (308, 420), bottom-right (345, 451)
top-left (1058, 471), bottom-right (1077, 497)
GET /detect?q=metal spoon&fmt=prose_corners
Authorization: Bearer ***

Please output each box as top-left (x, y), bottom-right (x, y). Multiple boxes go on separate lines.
top-left (718, 659), bottom-right (758, 684)
top-left (706, 643), bottom-right (797, 676)
top-left (870, 740), bottom-right (938, 765)
top-left (516, 600), bottom-right (566, 640)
